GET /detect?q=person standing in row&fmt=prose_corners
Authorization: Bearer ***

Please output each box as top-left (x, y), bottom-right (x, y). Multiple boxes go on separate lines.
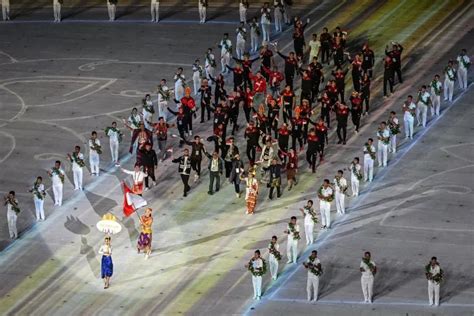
top-left (29, 176), bottom-right (46, 221)
top-left (172, 149), bottom-right (192, 197)
top-left (2, 0), bottom-right (10, 21)
top-left (349, 157), bottom-right (362, 197)
top-left (245, 250), bottom-right (266, 300)
top-left (105, 121), bottom-right (122, 166)
top-left (157, 79), bottom-right (171, 121)
top-left (67, 145), bottom-right (85, 191)
top-left (260, 2), bottom-right (272, 44)
top-left (443, 60), bottom-right (456, 102)
top-left (150, 0), bottom-right (159, 23)
top-left (218, 33), bottom-right (232, 74)
top-left (303, 250), bottom-right (322, 302)
top-left (48, 160), bottom-right (65, 206)
top-left (53, 0), bottom-right (62, 22)
top-left (363, 138), bottom-right (376, 182)
top-left (299, 200), bottom-right (317, 245)
top-left (318, 179), bottom-right (334, 229)
top-left (5, 191), bottom-right (19, 239)
top-left (307, 33), bottom-right (321, 64)
top-left (89, 131), bottom-right (102, 176)
top-left (456, 49), bottom-right (470, 90)
top-left (377, 122), bottom-right (390, 167)
top-left (174, 67), bottom-right (186, 103)
top-left (198, 0), bottom-right (207, 24)
top-left (273, 0), bottom-right (284, 33)
top-left (107, 0), bottom-right (117, 21)
top-left (239, 0), bottom-right (249, 23)
top-left (402, 95), bottom-right (416, 140)
top-left (360, 251), bottom-right (377, 303)
top-left (249, 18), bottom-right (261, 53)
top-left (430, 75), bottom-right (442, 117)
top-left (99, 236), bottom-right (113, 289)
top-left (268, 235), bottom-right (281, 280)
top-left (388, 111), bottom-right (400, 154)
top-left (284, 216), bottom-right (300, 264)
top-left (235, 24), bottom-right (247, 60)
top-left (425, 256), bottom-right (443, 306)
top-left (416, 85), bottom-right (431, 128)
top-left (333, 170), bottom-right (347, 216)
top-left (192, 59), bottom-right (203, 96)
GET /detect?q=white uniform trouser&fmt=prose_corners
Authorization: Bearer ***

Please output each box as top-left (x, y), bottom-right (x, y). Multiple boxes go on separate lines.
top-left (150, 1), bottom-right (159, 21)
top-left (307, 274), bottom-right (319, 301)
top-left (73, 168), bottom-right (83, 190)
top-left (2, 0), bottom-right (9, 20)
top-left (198, 4), bottom-right (206, 23)
top-left (457, 67), bottom-right (467, 89)
top-left (431, 94), bottom-right (441, 116)
top-left (269, 255), bottom-right (279, 279)
top-left (239, 4), bottom-right (247, 23)
top-left (175, 83), bottom-right (184, 102)
top-left (34, 198), bottom-right (45, 220)
top-left (274, 9), bottom-right (283, 32)
top-left (250, 33), bottom-right (259, 53)
top-left (351, 175), bottom-right (359, 196)
top-left (110, 140), bottom-right (119, 163)
top-left (363, 157), bottom-right (374, 182)
top-left (236, 40), bottom-right (246, 60)
top-left (377, 142), bottom-right (388, 167)
top-left (417, 102), bottom-right (428, 127)
top-left (444, 79), bottom-right (454, 101)
top-left (252, 275), bottom-right (262, 298)
top-left (90, 153), bottom-right (100, 175)
top-left (335, 191), bottom-right (345, 215)
top-left (7, 209), bottom-right (17, 238)
top-left (428, 280), bottom-right (440, 306)
top-left (320, 201), bottom-right (331, 228)
top-left (107, 3), bottom-right (116, 21)
top-left (389, 134), bottom-right (397, 153)
top-left (221, 52), bottom-right (230, 74)
top-left (361, 276), bottom-right (374, 302)
top-left (158, 101), bottom-right (168, 121)
top-left (205, 65), bottom-right (215, 80)
top-left (52, 184), bottom-right (63, 206)
top-left (304, 222), bottom-right (314, 244)
top-left (404, 117), bottom-right (414, 139)
top-left (286, 238), bottom-right (298, 262)
top-left (261, 23), bottom-right (270, 44)
top-left (193, 72), bottom-right (201, 96)
top-left (53, 2), bottom-right (61, 21)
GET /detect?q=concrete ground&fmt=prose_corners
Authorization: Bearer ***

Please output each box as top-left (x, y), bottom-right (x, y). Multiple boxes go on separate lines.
top-left (0, 0), bottom-right (473, 315)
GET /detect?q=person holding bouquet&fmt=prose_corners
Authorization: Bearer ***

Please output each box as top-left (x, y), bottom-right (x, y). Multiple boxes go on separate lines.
top-left (318, 179), bottom-right (334, 229)
top-left (245, 250), bottom-right (266, 300)
top-left (303, 250), bottom-right (322, 302)
top-left (284, 216), bottom-right (300, 264)
top-left (268, 236), bottom-right (281, 280)
top-left (89, 131), bottom-right (102, 176)
top-left (360, 251), bottom-right (377, 303)
top-left (425, 256), bottom-right (443, 306)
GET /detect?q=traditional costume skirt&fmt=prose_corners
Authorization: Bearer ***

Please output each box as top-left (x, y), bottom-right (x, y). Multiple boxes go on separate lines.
top-left (246, 191), bottom-right (257, 212)
top-left (101, 255), bottom-right (113, 278)
top-left (137, 232), bottom-right (152, 250)
top-left (287, 168), bottom-right (296, 180)
top-left (132, 182), bottom-right (144, 195)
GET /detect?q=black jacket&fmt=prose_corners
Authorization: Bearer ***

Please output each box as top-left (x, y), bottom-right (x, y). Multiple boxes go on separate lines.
top-left (172, 155), bottom-right (192, 175)
top-left (140, 148), bottom-right (158, 167)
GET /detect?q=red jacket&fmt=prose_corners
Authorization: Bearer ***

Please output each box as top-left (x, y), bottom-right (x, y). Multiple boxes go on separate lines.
top-left (180, 96), bottom-right (196, 111)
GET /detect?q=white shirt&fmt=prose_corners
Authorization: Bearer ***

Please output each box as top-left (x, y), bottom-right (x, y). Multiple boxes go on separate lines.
top-left (334, 177), bottom-right (347, 193)
top-left (307, 257), bottom-right (321, 276)
top-left (174, 74), bottom-right (185, 90)
top-left (98, 244), bottom-right (112, 256)
top-left (252, 257), bottom-right (263, 270)
top-left (403, 102), bottom-right (416, 120)
top-left (210, 158), bottom-right (219, 172)
top-left (377, 128), bottom-right (390, 145)
top-left (205, 53), bottom-right (215, 68)
top-left (350, 163), bottom-right (361, 179)
top-left (71, 152), bottom-right (85, 171)
top-left (128, 114), bottom-right (141, 129)
top-left (6, 199), bottom-right (18, 214)
top-left (107, 128), bottom-right (120, 143)
top-left (457, 55), bottom-right (470, 70)
top-left (445, 67), bottom-right (456, 81)
top-left (430, 80), bottom-right (442, 96)
top-left (50, 168), bottom-right (65, 186)
top-left (89, 139), bottom-right (101, 156)
top-left (428, 264), bottom-right (441, 282)
top-left (122, 169), bottom-right (146, 184)
top-left (319, 187), bottom-right (333, 202)
top-left (418, 91), bottom-right (430, 105)
top-left (268, 242), bottom-right (280, 258)
top-left (303, 206), bottom-right (315, 225)
top-left (287, 223), bottom-right (300, 241)
top-left (308, 40), bottom-right (321, 56)
top-left (236, 28), bottom-right (246, 43)
top-left (32, 183), bottom-right (45, 200)
top-left (363, 144), bottom-right (376, 159)
top-left (220, 39), bottom-right (232, 55)
top-left (261, 8), bottom-right (271, 24)
top-left (360, 259), bottom-right (376, 278)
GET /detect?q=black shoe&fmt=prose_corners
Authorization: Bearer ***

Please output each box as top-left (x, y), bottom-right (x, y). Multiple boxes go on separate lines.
top-left (208, 191), bottom-right (213, 195)
top-left (269, 195), bottom-right (273, 200)
top-left (277, 194), bottom-right (281, 198)
top-left (216, 188), bottom-right (219, 192)
top-left (183, 192), bottom-right (187, 197)
top-left (337, 140), bottom-right (342, 144)
top-left (343, 141), bottom-right (346, 145)
top-left (200, 120), bottom-right (204, 123)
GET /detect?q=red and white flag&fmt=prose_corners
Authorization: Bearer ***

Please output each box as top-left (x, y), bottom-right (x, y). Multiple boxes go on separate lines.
top-left (122, 182), bottom-right (147, 217)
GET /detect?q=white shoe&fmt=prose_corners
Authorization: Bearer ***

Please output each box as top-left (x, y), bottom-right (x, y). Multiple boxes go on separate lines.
top-left (286, 260), bottom-right (292, 264)
top-left (144, 187), bottom-right (149, 192)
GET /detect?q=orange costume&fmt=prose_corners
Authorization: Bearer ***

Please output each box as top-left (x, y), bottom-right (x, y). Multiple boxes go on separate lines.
top-left (245, 169), bottom-right (259, 214)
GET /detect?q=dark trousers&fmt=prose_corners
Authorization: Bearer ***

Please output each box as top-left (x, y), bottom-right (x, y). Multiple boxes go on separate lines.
top-left (285, 72), bottom-right (294, 89)
top-left (321, 44), bottom-right (330, 64)
top-left (351, 112), bottom-right (361, 132)
top-left (292, 134), bottom-right (303, 151)
top-left (362, 93), bottom-right (370, 113)
top-left (201, 101), bottom-right (211, 122)
top-left (224, 161), bottom-right (233, 178)
top-left (157, 139), bottom-right (167, 160)
top-left (209, 171), bottom-right (220, 192)
top-left (321, 110), bottom-right (331, 128)
top-left (283, 104), bottom-right (293, 123)
top-left (191, 158), bottom-right (202, 176)
top-left (269, 183), bottom-right (281, 199)
top-left (352, 74), bottom-right (361, 92)
top-left (306, 151), bottom-right (317, 172)
top-left (337, 124), bottom-right (347, 142)
top-left (247, 144), bottom-right (257, 163)
top-left (383, 76), bottom-right (393, 96)
top-left (244, 106), bottom-right (251, 123)
top-left (319, 141), bottom-right (325, 157)
top-left (233, 180), bottom-right (241, 193)
top-left (180, 174), bottom-right (190, 195)
top-left (144, 166), bottom-right (156, 188)
top-left (394, 66), bottom-right (403, 84)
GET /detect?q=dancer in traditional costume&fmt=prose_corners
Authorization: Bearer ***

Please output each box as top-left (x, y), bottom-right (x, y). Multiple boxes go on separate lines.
top-left (244, 167), bottom-right (259, 214)
top-left (99, 236), bottom-right (113, 289)
top-left (137, 207), bottom-right (153, 259)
